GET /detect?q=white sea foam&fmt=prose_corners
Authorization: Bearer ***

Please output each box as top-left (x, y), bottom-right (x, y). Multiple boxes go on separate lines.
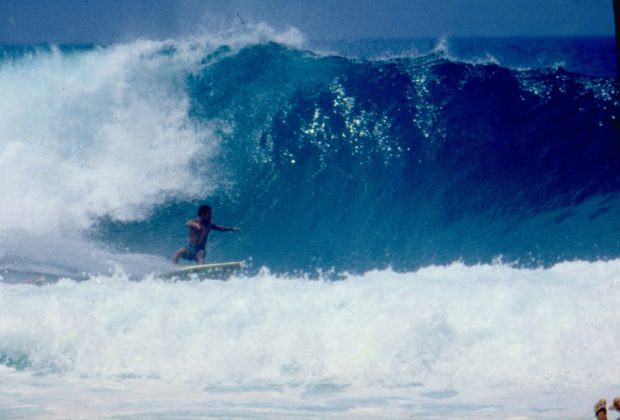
top-left (0, 230), bottom-right (171, 281)
top-left (0, 260), bottom-right (618, 417)
top-left (0, 25), bottom-right (303, 237)
top-left (0, 41), bottom-right (211, 234)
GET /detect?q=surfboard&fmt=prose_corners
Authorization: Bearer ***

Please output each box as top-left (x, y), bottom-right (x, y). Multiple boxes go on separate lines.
top-left (158, 261), bottom-right (243, 281)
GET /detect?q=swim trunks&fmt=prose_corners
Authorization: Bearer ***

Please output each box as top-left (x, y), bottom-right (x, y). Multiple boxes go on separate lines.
top-left (182, 244), bottom-right (205, 261)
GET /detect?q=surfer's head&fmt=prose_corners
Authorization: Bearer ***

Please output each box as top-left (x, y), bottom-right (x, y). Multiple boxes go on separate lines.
top-left (198, 204), bottom-right (212, 222)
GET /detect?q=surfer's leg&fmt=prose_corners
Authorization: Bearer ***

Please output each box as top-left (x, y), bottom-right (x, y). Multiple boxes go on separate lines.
top-left (196, 249), bottom-right (205, 264)
top-left (172, 247), bottom-right (189, 264)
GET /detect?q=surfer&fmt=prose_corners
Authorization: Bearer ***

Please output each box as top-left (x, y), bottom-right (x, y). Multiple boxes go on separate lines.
top-left (172, 205), bottom-right (240, 264)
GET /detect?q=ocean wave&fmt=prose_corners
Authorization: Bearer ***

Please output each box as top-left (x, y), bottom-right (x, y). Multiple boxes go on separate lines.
top-left (0, 33), bottom-right (618, 274)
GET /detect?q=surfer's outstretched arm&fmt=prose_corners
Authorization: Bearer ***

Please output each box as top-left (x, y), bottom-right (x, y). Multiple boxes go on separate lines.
top-left (211, 224), bottom-right (240, 232)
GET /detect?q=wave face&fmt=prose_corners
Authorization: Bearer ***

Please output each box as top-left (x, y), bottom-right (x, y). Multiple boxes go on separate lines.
top-left (180, 41), bottom-right (620, 272)
top-left (0, 36), bottom-right (619, 275)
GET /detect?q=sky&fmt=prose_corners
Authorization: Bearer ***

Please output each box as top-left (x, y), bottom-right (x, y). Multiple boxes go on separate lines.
top-left (0, 0), bottom-right (616, 44)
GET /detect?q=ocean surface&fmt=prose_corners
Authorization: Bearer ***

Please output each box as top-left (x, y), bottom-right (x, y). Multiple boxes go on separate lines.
top-left (1, 27), bottom-right (619, 418)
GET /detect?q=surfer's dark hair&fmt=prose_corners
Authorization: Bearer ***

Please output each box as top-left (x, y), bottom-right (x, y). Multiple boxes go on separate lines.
top-left (198, 205), bottom-right (212, 216)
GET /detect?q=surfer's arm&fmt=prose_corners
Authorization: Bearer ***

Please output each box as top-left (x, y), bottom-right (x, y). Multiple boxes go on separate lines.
top-left (211, 223), bottom-right (240, 232)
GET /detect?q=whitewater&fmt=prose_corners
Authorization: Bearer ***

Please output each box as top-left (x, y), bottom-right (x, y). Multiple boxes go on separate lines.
top-left (1, 26), bottom-right (619, 418)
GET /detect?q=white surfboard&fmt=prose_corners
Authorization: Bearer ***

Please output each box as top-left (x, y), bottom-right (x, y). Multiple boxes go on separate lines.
top-left (158, 261), bottom-right (243, 281)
